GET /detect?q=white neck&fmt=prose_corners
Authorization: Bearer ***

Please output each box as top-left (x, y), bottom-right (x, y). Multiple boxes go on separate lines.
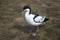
top-left (24, 9), bottom-right (30, 15)
top-left (25, 11), bottom-right (30, 15)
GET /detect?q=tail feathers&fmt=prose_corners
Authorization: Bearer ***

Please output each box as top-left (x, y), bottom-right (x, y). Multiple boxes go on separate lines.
top-left (43, 18), bottom-right (49, 22)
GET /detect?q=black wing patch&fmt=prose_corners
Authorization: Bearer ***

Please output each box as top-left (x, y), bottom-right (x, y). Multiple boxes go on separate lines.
top-left (33, 14), bottom-right (40, 23)
top-left (43, 18), bottom-right (49, 22)
top-left (33, 14), bottom-right (39, 19)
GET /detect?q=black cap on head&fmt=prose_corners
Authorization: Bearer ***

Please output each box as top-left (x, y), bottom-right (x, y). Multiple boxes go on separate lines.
top-left (23, 6), bottom-right (31, 10)
top-left (43, 18), bottom-right (49, 22)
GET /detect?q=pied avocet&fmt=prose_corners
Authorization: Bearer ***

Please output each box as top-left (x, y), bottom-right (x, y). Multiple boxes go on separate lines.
top-left (23, 6), bottom-right (49, 36)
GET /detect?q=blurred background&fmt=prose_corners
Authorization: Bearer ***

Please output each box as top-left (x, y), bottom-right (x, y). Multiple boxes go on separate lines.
top-left (0, 0), bottom-right (60, 40)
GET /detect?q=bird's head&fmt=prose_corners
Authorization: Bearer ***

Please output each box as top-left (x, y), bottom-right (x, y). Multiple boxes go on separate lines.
top-left (23, 6), bottom-right (31, 13)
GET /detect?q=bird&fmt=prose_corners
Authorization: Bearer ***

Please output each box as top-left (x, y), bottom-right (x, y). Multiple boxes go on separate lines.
top-left (23, 5), bottom-right (49, 36)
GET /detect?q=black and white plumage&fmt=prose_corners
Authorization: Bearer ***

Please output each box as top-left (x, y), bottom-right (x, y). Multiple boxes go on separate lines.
top-left (23, 6), bottom-right (49, 26)
top-left (23, 6), bottom-right (49, 36)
